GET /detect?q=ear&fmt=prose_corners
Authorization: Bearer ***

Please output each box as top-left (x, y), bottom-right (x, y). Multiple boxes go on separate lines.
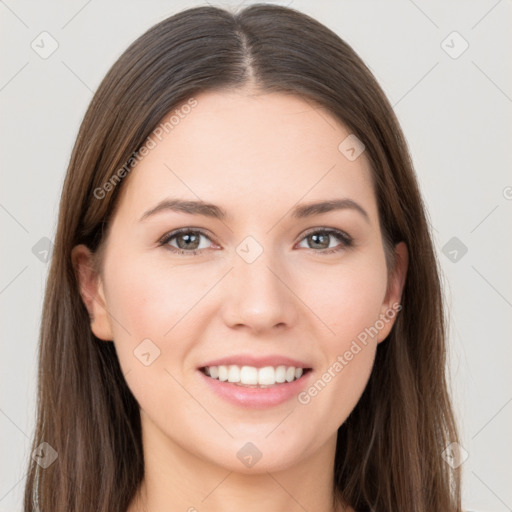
top-left (376, 241), bottom-right (408, 343)
top-left (71, 244), bottom-right (114, 341)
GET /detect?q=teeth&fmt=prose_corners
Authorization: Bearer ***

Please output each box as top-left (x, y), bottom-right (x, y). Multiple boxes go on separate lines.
top-left (218, 365), bottom-right (228, 382)
top-left (240, 366), bottom-right (258, 384)
top-left (227, 365), bottom-right (240, 383)
top-left (203, 365), bottom-right (306, 386)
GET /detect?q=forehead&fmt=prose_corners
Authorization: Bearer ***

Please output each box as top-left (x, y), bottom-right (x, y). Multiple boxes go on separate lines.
top-left (114, 89), bottom-right (377, 224)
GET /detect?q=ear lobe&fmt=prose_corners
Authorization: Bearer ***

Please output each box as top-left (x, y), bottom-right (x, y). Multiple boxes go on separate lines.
top-left (377, 241), bottom-right (409, 343)
top-left (71, 244), bottom-right (113, 341)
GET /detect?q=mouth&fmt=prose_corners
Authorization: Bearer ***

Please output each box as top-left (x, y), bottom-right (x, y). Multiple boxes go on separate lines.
top-left (199, 365), bottom-right (313, 388)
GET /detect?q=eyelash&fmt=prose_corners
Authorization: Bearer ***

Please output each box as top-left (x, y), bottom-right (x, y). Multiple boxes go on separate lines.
top-left (157, 227), bottom-right (354, 256)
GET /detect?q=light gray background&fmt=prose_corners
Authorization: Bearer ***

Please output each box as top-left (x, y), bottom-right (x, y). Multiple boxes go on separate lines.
top-left (1, 1), bottom-right (511, 510)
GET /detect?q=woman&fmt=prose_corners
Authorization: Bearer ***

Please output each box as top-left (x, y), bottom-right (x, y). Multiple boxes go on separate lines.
top-left (24, 3), bottom-right (462, 511)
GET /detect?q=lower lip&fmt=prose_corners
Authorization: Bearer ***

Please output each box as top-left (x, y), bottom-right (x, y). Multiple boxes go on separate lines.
top-left (197, 369), bottom-right (313, 409)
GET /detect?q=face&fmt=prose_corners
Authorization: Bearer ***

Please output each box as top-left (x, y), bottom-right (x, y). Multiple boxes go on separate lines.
top-left (73, 89), bottom-right (407, 475)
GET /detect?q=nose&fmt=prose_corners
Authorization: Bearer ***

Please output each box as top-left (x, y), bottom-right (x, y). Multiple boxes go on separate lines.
top-left (221, 245), bottom-right (299, 334)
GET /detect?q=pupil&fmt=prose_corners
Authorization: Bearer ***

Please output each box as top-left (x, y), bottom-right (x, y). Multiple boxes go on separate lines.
top-left (178, 233), bottom-right (199, 250)
top-left (311, 233), bottom-right (328, 249)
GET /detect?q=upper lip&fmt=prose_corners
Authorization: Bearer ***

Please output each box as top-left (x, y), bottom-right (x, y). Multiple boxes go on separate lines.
top-left (199, 354), bottom-right (313, 369)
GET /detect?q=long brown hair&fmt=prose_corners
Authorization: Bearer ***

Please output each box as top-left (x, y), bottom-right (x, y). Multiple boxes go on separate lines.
top-left (24, 4), bottom-right (462, 511)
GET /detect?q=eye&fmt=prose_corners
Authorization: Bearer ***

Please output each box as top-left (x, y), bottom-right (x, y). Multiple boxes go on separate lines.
top-left (296, 228), bottom-right (353, 255)
top-left (158, 227), bottom-right (353, 256)
top-left (158, 228), bottom-right (216, 256)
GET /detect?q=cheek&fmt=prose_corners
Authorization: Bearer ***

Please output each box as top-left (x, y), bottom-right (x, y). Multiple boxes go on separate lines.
top-left (104, 267), bottom-right (198, 419)
top-left (300, 252), bottom-right (388, 345)
top-left (103, 253), bottom-right (228, 410)
top-left (101, 255), bottom-right (196, 392)
top-left (294, 252), bottom-right (387, 418)
top-left (104, 253), bottom-right (210, 342)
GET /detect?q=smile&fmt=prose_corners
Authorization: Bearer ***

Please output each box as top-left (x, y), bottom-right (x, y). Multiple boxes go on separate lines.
top-left (198, 365), bottom-right (313, 408)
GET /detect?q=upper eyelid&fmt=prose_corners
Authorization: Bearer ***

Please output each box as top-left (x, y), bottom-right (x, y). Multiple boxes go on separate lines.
top-left (300, 226), bottom-right (351, 238)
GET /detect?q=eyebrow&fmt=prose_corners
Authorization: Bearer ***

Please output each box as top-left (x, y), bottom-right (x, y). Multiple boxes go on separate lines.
top-left (139, 198), bottom-right (370, 224)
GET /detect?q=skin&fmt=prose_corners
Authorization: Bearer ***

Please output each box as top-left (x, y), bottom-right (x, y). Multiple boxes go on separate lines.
top-left (72, 88), bottom-right (408, 512)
